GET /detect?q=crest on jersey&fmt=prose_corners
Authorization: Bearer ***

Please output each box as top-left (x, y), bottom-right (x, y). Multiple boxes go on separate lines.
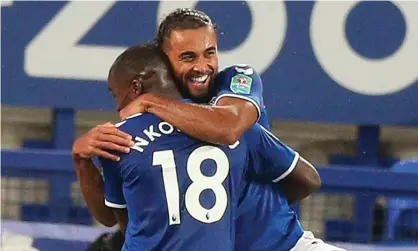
top-left (230, 74), bottom-right (252, 94)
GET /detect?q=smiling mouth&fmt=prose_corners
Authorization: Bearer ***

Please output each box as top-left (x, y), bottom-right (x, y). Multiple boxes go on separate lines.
top-left (188, 74), bottom-right (209, 85)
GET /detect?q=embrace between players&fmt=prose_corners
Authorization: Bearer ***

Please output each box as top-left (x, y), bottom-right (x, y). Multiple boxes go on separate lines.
top-left (72, 8), bottom-right (346, 251)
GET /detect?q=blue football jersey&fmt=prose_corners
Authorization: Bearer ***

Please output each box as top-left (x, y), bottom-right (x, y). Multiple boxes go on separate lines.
top-left (235, 128), bottom-right (304, 251)
top-left (99, 111), bottom-right (295, 251)
top-left (212, 65), bottom-right (304, 250)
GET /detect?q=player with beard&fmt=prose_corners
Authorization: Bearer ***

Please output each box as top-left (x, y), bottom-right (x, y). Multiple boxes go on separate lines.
top-left (76, 43), bottom-right (302, 250)
top-left (119, 8), bottom-right (345, 251)
top-left (74, 8), bottom-right (344, 251)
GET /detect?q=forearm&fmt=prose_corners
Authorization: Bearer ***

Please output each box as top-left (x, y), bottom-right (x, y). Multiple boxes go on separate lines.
top-left (112, 209), bottom-right (128, 235)
top-left (145, 96), bottom-right (245, 145)
top-left (73, 157), bottom-right (117, 226)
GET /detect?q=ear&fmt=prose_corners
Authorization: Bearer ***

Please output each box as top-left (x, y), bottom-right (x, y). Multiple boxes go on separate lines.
top-left (131, 79), bottom-right (143, 95)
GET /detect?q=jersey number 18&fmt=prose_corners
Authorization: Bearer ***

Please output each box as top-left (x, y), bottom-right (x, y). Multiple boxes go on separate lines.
top-left (153, 145), bottom-right (230, 225)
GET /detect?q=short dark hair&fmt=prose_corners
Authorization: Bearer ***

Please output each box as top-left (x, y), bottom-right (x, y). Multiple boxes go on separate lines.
top-left (156, 8), bottom-right (217, 47)
top-left (109, 42), bottom-right (169, 77)
top-left (109, 42), bottom-right (178, 93)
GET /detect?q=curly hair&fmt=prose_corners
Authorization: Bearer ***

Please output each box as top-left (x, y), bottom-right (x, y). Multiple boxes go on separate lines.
top-left (156, 8), bottom-right (217, 48)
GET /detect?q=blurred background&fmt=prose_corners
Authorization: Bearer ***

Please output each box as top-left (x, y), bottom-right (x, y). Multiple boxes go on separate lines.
top-left (2, 1), bottom-right (418, 250)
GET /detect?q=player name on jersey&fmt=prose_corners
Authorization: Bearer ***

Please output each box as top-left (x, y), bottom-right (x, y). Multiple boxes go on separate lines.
top-left (128, 119), bottom-right (240, 153)
top-left (130, 121), bottom-right (180, 153)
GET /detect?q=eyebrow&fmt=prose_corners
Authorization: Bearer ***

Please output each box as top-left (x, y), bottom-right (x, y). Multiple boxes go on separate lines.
top-left (205, 46), bottom-right (216, 52)
top-left (178, 46), bottom-right (217, 58)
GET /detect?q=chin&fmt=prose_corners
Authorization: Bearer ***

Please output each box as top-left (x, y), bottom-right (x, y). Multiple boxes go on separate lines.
top-left (190, 90), bottom-right (211, 103)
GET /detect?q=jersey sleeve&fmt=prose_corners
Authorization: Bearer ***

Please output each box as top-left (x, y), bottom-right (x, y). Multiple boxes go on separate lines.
top-left (213, 65), bottom-right (263, 120)
top-left (99, 157), bottom-right (126, 209)
top-left (245, 124), bottom-right (299, 183)
top-left (91, 156), bottom-right (104, 180)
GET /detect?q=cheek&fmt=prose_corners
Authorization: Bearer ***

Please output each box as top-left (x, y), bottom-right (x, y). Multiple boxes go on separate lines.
top-left (115, 93), bottom-right (125, 105)
top-left (171, 63), bottom-right (188, 78)
top-left (116, 97), bottom-right (123, 107)
top-left (165, 55), bottom-right (184, 77)
top-left (210, 57), bottom-right (219, 72)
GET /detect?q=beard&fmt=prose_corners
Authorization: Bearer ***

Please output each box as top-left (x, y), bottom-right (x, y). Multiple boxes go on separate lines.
top-left (174, 73), bottom-right (216, 104)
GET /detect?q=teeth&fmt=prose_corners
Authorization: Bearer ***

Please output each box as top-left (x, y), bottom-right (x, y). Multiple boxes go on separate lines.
top-left (191, 75), bottom-right (208, 83)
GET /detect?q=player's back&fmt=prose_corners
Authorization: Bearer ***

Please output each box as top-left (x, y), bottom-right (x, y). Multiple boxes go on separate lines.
top-left (115, 112), bottom-right (247, 251)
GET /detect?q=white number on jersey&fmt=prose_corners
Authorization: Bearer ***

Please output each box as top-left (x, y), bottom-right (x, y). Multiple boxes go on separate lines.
top-left (153, 146), bottom-right (230, 225)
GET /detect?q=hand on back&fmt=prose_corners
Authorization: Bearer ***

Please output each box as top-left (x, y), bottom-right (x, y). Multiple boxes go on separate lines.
top-left (72, 122), bottom-right (134, 161)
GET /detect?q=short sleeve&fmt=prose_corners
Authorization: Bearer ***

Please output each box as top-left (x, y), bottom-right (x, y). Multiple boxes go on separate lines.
top-left (99, 157), bottom-right (126, 209)
top-left (212, 65), bottom-right (263, 120)
top-left (245, 124), bottom-right (299, 182)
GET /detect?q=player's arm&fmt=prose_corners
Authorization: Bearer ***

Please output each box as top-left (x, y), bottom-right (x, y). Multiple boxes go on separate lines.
top-left (120, 66), bottom-right (261, 145)
top-left (112, 209), bottom-right (128, 234)
top-left (72, 123), bottom-right (133, 226)
top-left (73, 157), bottom-right (117, 227)
top-left (248, 125), bottom-right (321, 204)
top-left (99, 157), bottom-right (129, 233)
top-left (135, 96), bottom-right (256, 145)
top-left (75, 158), bottom-right (127, 232)
top-left (279, 156), bottom-right (321, 204)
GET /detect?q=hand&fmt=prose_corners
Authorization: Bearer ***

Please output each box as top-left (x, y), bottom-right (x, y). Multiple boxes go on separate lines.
top-left (119, 94), bottom-right (150, 120)
top-left (72, 122), bottom-right (134, 161)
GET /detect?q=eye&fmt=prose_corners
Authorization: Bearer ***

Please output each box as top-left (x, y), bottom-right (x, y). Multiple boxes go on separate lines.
top-left (181, 55), bottom-right (194, 62)
top-left (206, 50), bottom-right (216, 57)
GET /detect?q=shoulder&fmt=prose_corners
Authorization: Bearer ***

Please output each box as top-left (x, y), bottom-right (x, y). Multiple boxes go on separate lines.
top-left (115, 113), bottom-right (159, 133)
top-left (216, 64), bottom-right (262, 91)
top-left (219, 64), bottom-right (259, 78)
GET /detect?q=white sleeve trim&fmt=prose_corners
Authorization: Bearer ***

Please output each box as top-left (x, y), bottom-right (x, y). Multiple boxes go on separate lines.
top-left (272, 152), bottom-right (300, 183)
top-left (115, 121), bottom-right (126, 127)
top-left (126, 113), bottom-right (143, 119)
top-left (213, 93), bottom-right (261, 121)
top-left (115, 113), bottom-right (143, 127)
top-left (105, 200), bottom-right (127, 209)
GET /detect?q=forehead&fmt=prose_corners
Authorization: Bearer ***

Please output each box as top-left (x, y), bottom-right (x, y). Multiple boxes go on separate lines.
top-left (167, 26), bottom-right (217, 51)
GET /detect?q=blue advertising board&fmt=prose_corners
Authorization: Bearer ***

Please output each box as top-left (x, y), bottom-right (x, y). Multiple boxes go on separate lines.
top-left (2, 1), bottom-right (418, 125)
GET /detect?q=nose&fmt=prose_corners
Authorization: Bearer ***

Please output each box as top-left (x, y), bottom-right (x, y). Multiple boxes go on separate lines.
top-left (192, 58), bottom-right (210, 73)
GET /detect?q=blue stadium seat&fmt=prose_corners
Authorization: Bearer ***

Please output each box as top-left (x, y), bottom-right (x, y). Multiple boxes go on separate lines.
top-left (386, 160), bottom-right (418, 240)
